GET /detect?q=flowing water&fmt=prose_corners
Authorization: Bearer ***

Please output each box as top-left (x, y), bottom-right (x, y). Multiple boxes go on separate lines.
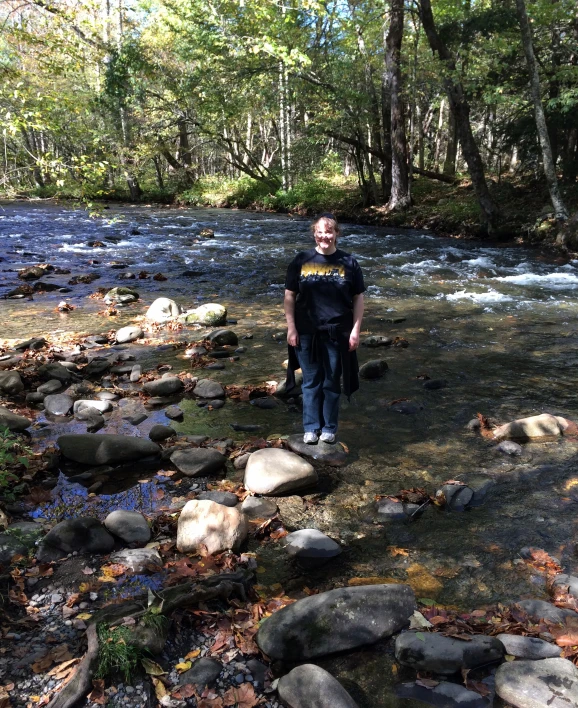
top-left (3, 200), bottom-right (578, 619)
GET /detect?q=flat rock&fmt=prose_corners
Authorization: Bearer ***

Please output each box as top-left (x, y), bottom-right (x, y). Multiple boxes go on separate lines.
top-left (396, 681), bottom-right (489, 707)
top-left (73, 399), bottom-right (112, 415)
top-left (143, 377), bottom-right (184, 397)
top-left (104, 510), bottom-right (151, 544)
top-left (57, 434), bottom-right (160, 465)
top-left (207, 329), bottom-right (238, 346)
top-left (75, 409), bottom-right (105, 432)
top-left (438, 484), bottom-right (474, 511)
top-left (0, 370), bottom-right (24, 395)
top-left (192, 379), bottom-right (225, 399)
top-left (495, 658), bottom-right (578, 708)
top-left (170, 448), bottom-right (226, 477)
top-left (176, 500), bottom-right (248, 554)
top-left (115, 326), bottom-right (143, 344)
top-left (44, 393), bottom-right (74, 416)
top-left (517, 599), bottom-right (578, 624)
top-left (284, 529), bottom-right (342, 566)
top-left (286, 434), bottom-right (349, 467)
top-left (241, 497), bottom-right (278, 519)
top-left (196, 491), bottom-right (239, 507)
top-left (257, 583), bottom-right (415, 661)
top-left (493, 413), bottom-right (570, 441)
top-left (0, 406), bottom-right (31, 432)
top-left (278, 664), bottom-right (359, 708)
top-left (37, 517), bottom-right (115, 562)
top-left (362, 336), bottom-right (393, 348)
top-left (178, 658), bottom-right (222, 688)
top-left (110, 548), bottom-right (162, 573)
top-left (395, 631), bottom-right (504, 675)
top-left (164, 405), bottom-right (184, 420)
top-left (146, 297), bottom-right (181, 323)
top-left (149, 424), bottom-right (176, 442)
top-left (497, 634), bottom-right (561, 660)
top-left (375, 498), bottom-right (422, 521)
top-left (359, 359), bottom-right (389, 379)
top-left (119, 399), bottom-right (149, 425)
top-left (244, 448), bottom-right (317, 496)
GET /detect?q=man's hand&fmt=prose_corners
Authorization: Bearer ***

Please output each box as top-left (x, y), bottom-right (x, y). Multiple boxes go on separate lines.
top-left (349, 331), bottom-right (360, 351)
top-left (287, 327), bottom-right (300, 347)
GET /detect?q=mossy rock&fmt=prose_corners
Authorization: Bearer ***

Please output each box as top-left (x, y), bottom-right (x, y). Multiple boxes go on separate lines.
top-left (182, 303), bottom-right (227, 326)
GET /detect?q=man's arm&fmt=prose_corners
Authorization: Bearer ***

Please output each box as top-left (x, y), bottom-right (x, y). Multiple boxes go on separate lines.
top-left (284, 289), bottom-right (299, 346)
top-left (349, 293), bottom-right (364, 351)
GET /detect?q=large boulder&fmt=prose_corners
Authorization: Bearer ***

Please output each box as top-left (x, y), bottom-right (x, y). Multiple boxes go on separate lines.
top-left (256, 584), bottom-right (415, 661)
top-left (183, 303), bottom-right (227, 326)
top-left (497, 634), bottom-right (561, 660)
top-left (104, 510), bottom-right (151, 545)
top-left (0, 371), bottom-right (24, 396)
top-left (57, 434), bottom-right (160, 465)
top-left (170, 448), bottom-right (226, 477)
top-left (146, 297), bottom-right (181, 323)
top-left (517, 599), bottom-right (578, 624)
top-left (395, 631), bottom-right (504, 675)
top-left (37, 517), bottom-right (115, 562)
top-left (278, 665), bottom-right (359, 708)
top-left (206, 329), bottom-right (238, 347)
top-left (143, 377), bottom-right (184, 397)
top-left (495, 658), bottom-right (578, 708)
top-left (176, 500), bottom-right (248, 555)
top-left (115, 326), bottom-right (143, 344)
top-left (493, 413), bottom-right (570, 441)
top-left (192, 379), bottom-right (225, 399)
top-left (0, 406), bottom-right (31, 432)
top-left (244, 448), bottom-right (317, 496)
top-left (104, 287), bottom-right (139, 304)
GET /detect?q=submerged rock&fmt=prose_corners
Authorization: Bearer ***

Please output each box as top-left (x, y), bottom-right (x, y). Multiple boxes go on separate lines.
top-left (57, 434), bottom-right (160, 465)
top-left (396, 681), bottom-right (489, 707)
top-left (110, 548), bottom-right (162, 573)
top-left (244, 448), bottom-right (317, 495)
top-left (375, 498), bottom-right (422, 521)
top-left (278, 664), bottom-right (359, 708)
top-left (164, 405), bottom-right (184, 420)
top-left (176, 500), bottom-right (248, 554)
top-left (104, 286), bottom-right (139, 304)
top-left (496, 440), bottom-right (523, 456)
top-left (207, 329), bottom-right (238, 346)
top-left (495, 658), bottom-right (578, 708)
top-left (359, 359), bottom-right (389, 379)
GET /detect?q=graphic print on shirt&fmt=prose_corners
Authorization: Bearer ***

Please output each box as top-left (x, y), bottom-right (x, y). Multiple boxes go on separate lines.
top-left (299, 262), bottom-right (346, 282)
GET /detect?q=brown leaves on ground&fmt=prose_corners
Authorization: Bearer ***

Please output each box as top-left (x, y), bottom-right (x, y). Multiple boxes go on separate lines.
top-left (223, 683), bottom-right (259, 707)
top-left (225, 384), bottom-right (275, 402)
top-left (523, 548), bottom-right (562, 576)
top-left (88, 679), bottom-right (106, 705)
top-left (550, 617), bottom-right (578, 647)
top-left (0, 684), bottom-right (13, 708)
top-left (31, 645), bottom-right (73, 673)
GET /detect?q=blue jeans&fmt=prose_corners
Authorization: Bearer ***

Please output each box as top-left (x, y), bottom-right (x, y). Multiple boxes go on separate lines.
top-left (295, 333), bottom-right (342, 434)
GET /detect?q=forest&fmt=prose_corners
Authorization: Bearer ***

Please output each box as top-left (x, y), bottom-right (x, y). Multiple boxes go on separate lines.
top-left (2, 0), bottom-right (578, 243)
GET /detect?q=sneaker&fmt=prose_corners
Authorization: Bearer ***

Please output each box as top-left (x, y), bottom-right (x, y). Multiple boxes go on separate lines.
top-left (303, 432), bottom-right (319, 444)
top-left (320, 432), bottom-right (336, 444)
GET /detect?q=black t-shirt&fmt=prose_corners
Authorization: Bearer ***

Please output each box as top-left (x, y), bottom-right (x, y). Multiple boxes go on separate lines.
top-left (285, 248), bottom-right (365, 334)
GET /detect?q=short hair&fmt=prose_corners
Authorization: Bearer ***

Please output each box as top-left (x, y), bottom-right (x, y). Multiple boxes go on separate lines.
top-left (311, 213), bottom-right (341, 237)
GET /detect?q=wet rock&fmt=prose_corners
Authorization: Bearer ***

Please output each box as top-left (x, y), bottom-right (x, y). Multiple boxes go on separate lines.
top-left (0, 533), bottom-right (27, 566)
top-left (257, 584), bottom-right (415, 661)
top-left (69, 273), bottom-right (101, 285)
top-left (82, 360), bottom-right (111, 377)
top-left (104, 287), bottom-right (139, 304)
top-left (423, 379), bottom-right (448, 390)
top-left (241, 496), bottom-right (278, 519)
top-left (278, 664), bottom-right (359, 708)
top-left (286, 434), bottom-right (349, 467)
top-left (250, 397), bottom-right (278, 410)
top-left (149, 424), bottom-right (176, 442)
top-left (390, 400), bottom-right (423, 414)
top-left (437, 484), bottom-right (474, 511)
top-left (244, 448), bottom-right (317, 496)
top-left (362, 336), bottom-right (393, 348)
top-left (171, 448), bottom-right (226, 477)
top-left (145, 297), bottom-right (181, 323)
top-left (283, 529), bottom-right (342, 566)
top-left (26, 392), bottom-right (45, 405)
top-left (178, 657), bottom-right (222, 688)
top-left (119, 400), bottom-right (148, 426)
top-left (37, 517), bottom-right (115, 562)
top-left (0, 356), bottom-right (21, 370)
top-left (208, 398), bottom-right (225, 409)
top-left (517, 599), bottom-right (578, 624)
top-left (18, 265), bottom-right (47, 280)
top-left (110, 548), bottom-right (162, 573)
top-left (104, 510), bottom-right (151, 545)
top-left (198, 228), bottom-right (214, 238)
top-left (0, 406), bottom-right (31, 432)
top-left (495, 658), bottom-right (578, 708)
top-left (14, 337), bottom-right (47, 351)
top-left (207, 349), bottom-right (232, 360)
top-left (186, 346), bottom-right (207, 358)
top-left (396, 681), bottom-right (489, 707)
top-left (164, 405), bottom-right (183, 420)
top-left (182, 303), bottom-right (227, 326)
top-left (73, 399), bottom-right (112, 415)
top-left (176, 500), bottom-right (248, 554)
top-left (196, 491), bottom-right (238, 507)
top-left (375, 498), bottom-right (422, 521)
top-left (207, 329), bottom-right (238, 346)
top-left (0, 370), bottom-right (24, 395)
top-left (57, 434), bottom-right (160, 465)
top-left (75, 409), bottom-right (105, 432)
top-left (192, 379), bottom-right (225, 399)
top-left (395, 631), bottom-right (504, 675)
top-left (359, 359), bottom-right (389, 379)
top-left (183, 435), bottom-right (208, 445)
top-left (130, 364), bottom-right (142, 382)
top-left (461, 474), bottom-right (495, 507)
top-left (143, 377), bottom-right (183, 397)
top-left (96, 390), bottom-right (118, 401)
top-left (115, 326), bottom-right (143, 344)
top-left (44, 394), bottom-right (74, 416)
top-left (38, 362), bottom-right (73, 384)
top-left (497, 634), bottom-right (561, 660)
top-left (493, 413), bottom-right (569, 441)
top-left (37, 379), bottom-right (62, 395)
top-left (496, 440), bottom-right (523, 456)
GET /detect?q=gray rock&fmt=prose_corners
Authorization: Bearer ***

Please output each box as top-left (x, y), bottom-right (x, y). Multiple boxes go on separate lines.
top-left (104, 287), bottom-right (139, 305)
top-left (182, 303), bottom-right (227, 326)
top-left (145, 297), bottom-right (181, 323)
top-left (75, 409), bottom-right (105, 432)
top-left (497, 634), bottom-right (561, 660)
top-left (0, 370), bottom-right (24, 395)
top-left (467, 418), bottom-right (481, 430)
top-left (250, 397), bottom-right (278, 409)
top-left (395, 631), bottom-right (504, 675)
top-left (26, 392), bottom-right (45, 405)
top-left (438, 484), bottom-right (474, 511)
top-left (423, 379), bottom-right (448, 390)
top-left (496, 440), bottom-right (523, 456)
top-left (493, 414), bottom-right (568, 441)
top-left (257, 584), bottom-right (415, 661)
top-left (37, 362), bottom-right (73, 384)
top-left (186, 346), bottom-right (208, 358)
top-left (396, 681), bottom-right (489, 707)
top-left (245, 448), bottom-right (317, 496)
top-left (73, 399), bottom-right (112, 415)
top-left (0, 533), bottom-right (27, 566)
top-left (552, 574), bottom-right (578, 598)
top-left (278, 664), bottom-right (359, 708)
top-left (196, 491), bottom-right (239, 507)
top-left (149, 425), bottom-right (176, 442)
top-left (119, 400), bottom-right (149, 426)
top-left (517, 599), bottom-right (578, 624)
top-left (115, 326), bottom-right (143, 344)
top-left (104, 510), bottom-right (151, 545)
top-left (495, 658), bottom-right (578, 708)
top-left (184, 435), bottom-right (208, 445)
top-left (390, 400), bottom-right (423, 414)
top-left (178, 658), bottom-right (222, 688)
top-left (286, 434), bottom-right (349, 467)
top-left (241, 497), bottom-right (278, 519)
top-left (143, 377), bottom-right (183, 397)
top-left (110, 548), bottom-right (162, 573)
top-left (96, 391), bottom-right (118, 401)
top-left (362, 336), bottom-right (393, 348)
top-left (246, 658), bottom-right (268, 685)
top-left (82, 360), bottom-right (111, 377)
top-left (233, 452), bottom-right (251, 469)
top-left (176, 500), bottom-right (248, 554)
top-left (44, 394), bottom-right (74, 416)
top-left (37, 517), bottom-right (115, 561)
top-left (130, 365), bottom-right (142, 382)
top-left (359, 359), bottom-right (389, 379)
top-left (375, 498), bottom-right (422, 521)
top-left (192, 379), bottom-right (225, 399)
top-left (0, 406), bottom-right (31, 432)
top-left (170, 448), bottom-right (226, 477)
top-left (14, 337), bottom-right (47, 351)
top-left (207, 329), bottom-right (238, 346)
top-left (37, 379), bottom-right (63, 395)
top-left (164, 405), bottom-right (183, 420)
top-left (57, 434), bottom-right (160, 465)
top-left (284, 529), bottom-right (342, 566)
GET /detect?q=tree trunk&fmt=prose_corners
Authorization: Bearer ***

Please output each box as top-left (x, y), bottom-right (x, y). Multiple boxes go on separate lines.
top-left (20, 127), bottom-right (44, 188)
top-left (443, 104), bottom-right (458, 176)
top-left (153, 156), bottom-right (164, 189)
top-left (385, 0), bottom-right (411, 210)
top-left (419, 0), bottom-right (499, 234)
top-left (433, 98), bottom-right (445, 170)
top-left (515, 0), bottom-right (568, 220)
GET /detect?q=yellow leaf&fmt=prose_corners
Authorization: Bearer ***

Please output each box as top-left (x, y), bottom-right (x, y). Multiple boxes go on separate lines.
top-left (152, 679), bottom-right (167, 700)
top-left (505, 654), bottom-right (516, 662)
top-left (141, 658), bottom-right (166, 676)
top-left (175, 662), bottom-right (191, 672)
top-left (79, 583), bottom-right (91, 593)
top-left (184, 650), bottom-right (200, 660)
top-left (76, 613), bottom-right (92, 621)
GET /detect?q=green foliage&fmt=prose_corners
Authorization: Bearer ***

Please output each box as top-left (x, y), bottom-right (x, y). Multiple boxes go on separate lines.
top-left (0, 427), bottom-right (31, 501)
top-left (96, 624), bottom-right (143, 683)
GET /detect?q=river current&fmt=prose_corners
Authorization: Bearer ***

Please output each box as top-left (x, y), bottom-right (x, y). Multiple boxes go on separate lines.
top-left (2, 200), bottom-right (578, 621)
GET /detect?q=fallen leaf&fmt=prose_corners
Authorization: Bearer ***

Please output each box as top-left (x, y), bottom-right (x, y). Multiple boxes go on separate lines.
top-left (152, 678), bottom-right (168, 701)
top-left (175, 662), bottom-right (192, 672)
top-left (50, 645), bottom-right (72, 663)
top-left (184, 650), bottom-right (201, 660)
top-left (76, 613), bottom-right (92, 621)
top-left (88, 680), bottom-right (106, 705)
top-left (31, 655), bottom-right (53, 674)
top-left (47, 658), bottom-right (80, 680)
top-left (222, 683), bottom-right (258, 708)
top-left (388, 546), bottom-right (409, 557)
top-left (141, 658), bottom-right (166, 675)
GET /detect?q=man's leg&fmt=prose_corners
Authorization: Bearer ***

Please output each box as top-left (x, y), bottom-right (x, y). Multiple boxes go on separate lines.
top-left (295, 335), bottom-right (323, 433)
top-left (321, 335), bottom-right (342, 435)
